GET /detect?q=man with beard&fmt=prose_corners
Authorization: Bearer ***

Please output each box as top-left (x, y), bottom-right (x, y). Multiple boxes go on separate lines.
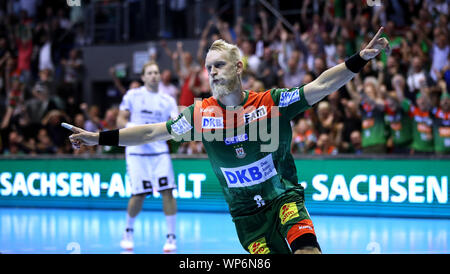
top-left (64, 28), bottom-right (390, 254)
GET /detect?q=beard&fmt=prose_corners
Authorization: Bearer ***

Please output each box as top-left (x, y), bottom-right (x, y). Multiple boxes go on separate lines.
top-left (211, 76), bottom-right (240, 99)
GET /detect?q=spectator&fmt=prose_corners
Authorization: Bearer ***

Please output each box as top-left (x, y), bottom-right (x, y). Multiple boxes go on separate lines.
top-left (432, 92), bottom-right (450, 155)
top-left (409, 93), bottom-right (434, 155)
top-left (384, 75), bottom-right (413, 154)
top-left (60, 48), bottom-right (83, 103)
top-left (313, 133), bottom-right (338, 155)
top-left (25, 69), bottom-right (63, 126)
top-left (315, 101), bottom-right (336, 136)
top-left (5, 130), bottom-right (27, 155)
top-left (349, 130), bottom-right (363, 155)
top-left (158, 69), bottom-right (179, 100)
top-left (172, 42), bottom-right (200, 107)
top-left (340, 99), bottom-right (362, 153)
top-left (38, 32), bottom-right (53, 71)
top-left (278, 29), bottom-right (306, 88)
top-left (256, 45), bottom-right (279, 89)
top-left (430, 33), bottom-right (449, 82)
top-left (41, 109), bottom-right (69, 154)
top-left (80, 103), bottom-right (102, 133)
top-left (407, 56), bottom-right (429, 95)
top-left (35, 127), bottom-right (56, 154)
top-left (347, 76), bottom-right (387, 154)
top-left (109, 65), bottom-right (141, 96)
top-left (291, 118), bottom-right (317, 154)
top-left (240, 39), bottom-right (260, 75)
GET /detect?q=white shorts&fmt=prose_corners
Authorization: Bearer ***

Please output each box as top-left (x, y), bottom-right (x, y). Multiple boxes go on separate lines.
top-left (126, 153), bottom-right (176, 196)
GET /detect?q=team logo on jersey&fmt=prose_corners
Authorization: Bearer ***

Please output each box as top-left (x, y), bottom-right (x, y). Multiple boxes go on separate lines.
top-left (244, 106), bottom-right (267, 125)
top-left (202, 117), bottom-right (224, 129)
top-left (235, 147), bottom-right (246, 159)
top-left (248, 237), bottom-right (270, 254)
top-left (171, 116), bottom-right (193, 135)
top-left (220, 154), bottom-right (277, 188)
top-left (279, 89), bottom-right (300, 107)
top-left (279, 202), bottom-right (300, 225)
top-left (224, 133), bottom-right (248, 145)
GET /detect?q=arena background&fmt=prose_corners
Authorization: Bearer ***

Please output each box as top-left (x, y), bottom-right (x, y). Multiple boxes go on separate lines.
top-left (0, 0), bottom-right (449, 254)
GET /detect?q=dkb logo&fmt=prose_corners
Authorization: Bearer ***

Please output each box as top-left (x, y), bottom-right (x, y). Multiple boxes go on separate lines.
top-left (67, 0), bottom-right (81, 7)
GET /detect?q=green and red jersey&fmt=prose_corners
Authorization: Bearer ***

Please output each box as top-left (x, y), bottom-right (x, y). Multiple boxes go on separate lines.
top-left (360, 101), bottom-right (387, 147)
top-left (432, 108), bottom-right (450, 153)
top-left (384, 100), bottom-right (413, 147)
top-left (166, 87), bottom-right (311, 217)
top-left (407, 102), bottom-right (434, 152)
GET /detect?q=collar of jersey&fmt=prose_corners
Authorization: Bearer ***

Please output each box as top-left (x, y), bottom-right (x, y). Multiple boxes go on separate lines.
top-left (216, 90), bottom-right (249, 110)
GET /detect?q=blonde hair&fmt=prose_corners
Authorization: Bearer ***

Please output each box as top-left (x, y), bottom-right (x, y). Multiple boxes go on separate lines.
top-left (208, 39), bottom-right (241, 64)
top-left (141, 61), bottom-right (159, 75)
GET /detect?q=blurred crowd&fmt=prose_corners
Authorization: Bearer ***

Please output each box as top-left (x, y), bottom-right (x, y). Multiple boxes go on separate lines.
top-left (0, 0), bottom-right (449, 156)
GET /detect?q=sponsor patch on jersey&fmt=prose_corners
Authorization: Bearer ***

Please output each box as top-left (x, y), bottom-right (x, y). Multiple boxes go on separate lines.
top-left (224, 133), bottom-right (248, 145)
top-left (244, 106), bottom-right (267, 125)
top-left (279, 89), bottom-right (300, 107)
top-left (220, 154), bottom-right (277, 188)
top-left (279, 202), bottom-right (300, 225)
top-left (202, 117), bottom-right (224, 129)
top-left (248, 237), bottom-right (270, 254)
top-left (171, 116), bottom-right (193, 135)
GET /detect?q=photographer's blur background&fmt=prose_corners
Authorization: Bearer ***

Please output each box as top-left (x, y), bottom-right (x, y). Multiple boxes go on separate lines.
top-left (0, 0), bottom-right (449, 254)
top-left (0, 0), bottom-right (448, 156)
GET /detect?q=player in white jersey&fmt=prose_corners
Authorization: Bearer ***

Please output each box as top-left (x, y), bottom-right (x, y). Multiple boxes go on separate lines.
top-left (117, 61), bottom-right (179, 252)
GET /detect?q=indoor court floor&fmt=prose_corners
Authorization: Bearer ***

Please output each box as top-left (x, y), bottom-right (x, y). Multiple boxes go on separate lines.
top-left (1, 207), bottom-right (448, 254)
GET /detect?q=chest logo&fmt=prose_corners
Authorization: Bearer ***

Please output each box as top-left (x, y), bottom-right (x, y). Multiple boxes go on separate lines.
top-left (235, 147), bottom-right (246, 159)
top-left (244, 106), bottom-right (267, 125)
top-left (220, 154), bottom-right (277, 188)
top-left (202, 117), bottom-right (224, 129)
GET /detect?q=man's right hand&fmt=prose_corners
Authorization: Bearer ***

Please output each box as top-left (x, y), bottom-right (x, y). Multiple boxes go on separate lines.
top-left (62, 123), bottom-right (99, 149)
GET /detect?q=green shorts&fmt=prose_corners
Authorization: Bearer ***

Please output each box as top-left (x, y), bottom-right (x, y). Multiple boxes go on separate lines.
top-left (232, 187), bottom-right (318, 254)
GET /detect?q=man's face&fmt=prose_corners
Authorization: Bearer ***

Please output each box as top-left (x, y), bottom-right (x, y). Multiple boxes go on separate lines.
top-left (205, 50), bottom-right (241, 99)
top-left (141, 64), bottom-right (160, 89)
top-left (161, 70), bottom-right (171, 84)
top-left (441, 97), bottom-right (450, 111)
top-left (386, 97), bottom-right (398, 111)
top-left (417, 96), bottom-right (431, 112)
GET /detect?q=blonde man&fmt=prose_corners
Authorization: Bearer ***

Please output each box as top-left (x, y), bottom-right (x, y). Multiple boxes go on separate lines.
top-left (116, 61), bottom-right (179, 252)
top-left (65, 28), bottom-right (390, 254)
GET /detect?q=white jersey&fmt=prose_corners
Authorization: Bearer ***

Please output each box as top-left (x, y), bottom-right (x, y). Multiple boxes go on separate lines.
top-left (119, 86), bottom-right (179, 155)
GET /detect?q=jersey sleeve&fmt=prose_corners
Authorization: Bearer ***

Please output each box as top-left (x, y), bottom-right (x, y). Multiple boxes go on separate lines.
top-left (168, 96), bottom-right (179, 120)
top-left (119, 91), bottom-right (132, 112)
top-left (270, 85), bottom-right (311, 120)
top-left (165, 104), bottom-right (195, 142)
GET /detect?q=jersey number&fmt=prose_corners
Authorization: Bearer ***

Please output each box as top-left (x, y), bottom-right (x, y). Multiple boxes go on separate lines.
top-left (254, 195), bottom-right (265, 208)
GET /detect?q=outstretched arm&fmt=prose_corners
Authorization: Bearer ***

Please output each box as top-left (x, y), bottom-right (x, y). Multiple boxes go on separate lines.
top-left (303, 27), bottom-right (390, 105)
top-left (63, 122), bottom-right (172, 149)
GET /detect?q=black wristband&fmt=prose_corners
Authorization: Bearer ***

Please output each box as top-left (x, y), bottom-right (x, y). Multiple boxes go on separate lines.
top-left (98, 129), bottom-right (119, 146)
top-left (345, 52), bottom-right (369, 73)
